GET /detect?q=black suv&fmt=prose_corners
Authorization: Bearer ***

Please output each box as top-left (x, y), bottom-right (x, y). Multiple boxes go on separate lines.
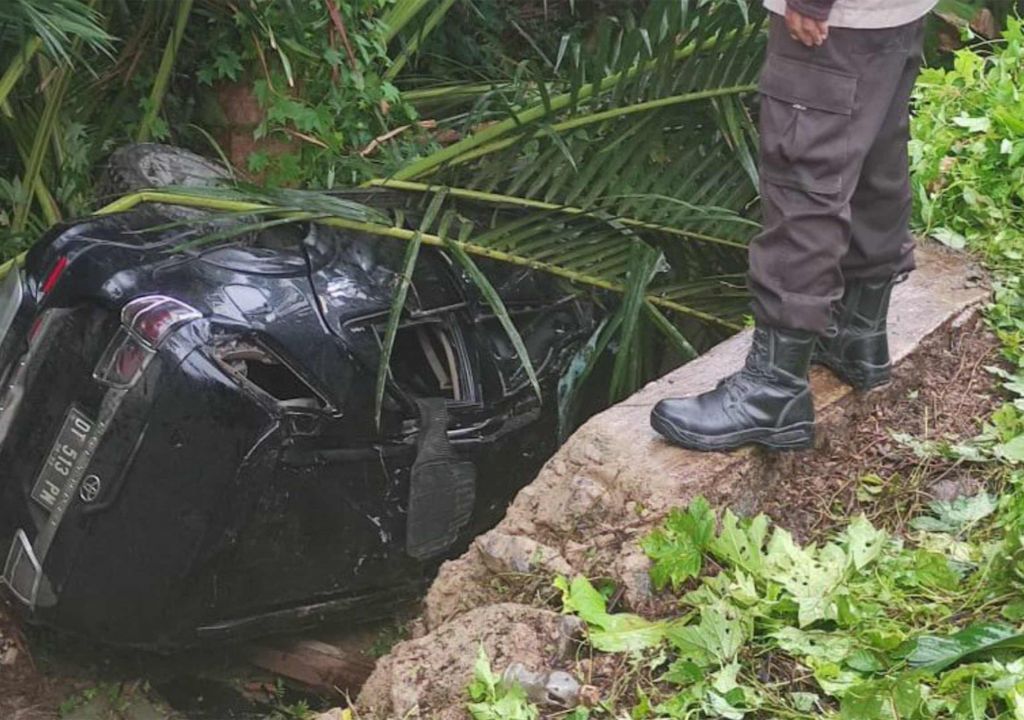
top-left (0, 146), bottom-right (595, 647)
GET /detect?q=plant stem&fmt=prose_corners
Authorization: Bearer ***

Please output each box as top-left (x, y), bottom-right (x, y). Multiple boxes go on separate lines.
top-left (383, 0), bottom-right (457, 81)
top-left (137, 0), bottom-right (193, 143)
top-left (414, 83), bottom-right (758, 175)
top-left (12, 59), bottom-right (72, 232)
top-left (324, 0), bottom-right (358, 71)
top-left (94, 190), bottom-right (741, 329)
top-left (0, 37), bottom-right (43, 108)
top-left (368, 179), bottom-right (747, 249)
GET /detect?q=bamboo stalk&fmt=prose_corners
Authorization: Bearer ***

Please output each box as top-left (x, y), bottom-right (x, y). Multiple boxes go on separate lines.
top-left (137, 0), bottom-right (193, 142)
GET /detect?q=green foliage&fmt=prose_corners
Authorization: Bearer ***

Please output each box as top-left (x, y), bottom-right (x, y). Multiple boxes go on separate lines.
top-left (0, 0), bottom-right (112, 65)
top-left (640, 497), bottom-right (715, 591)
top-left (189, 0), bottom-right (418, 186)
top-left (555, 575), bottom-right (668, 653)
top-left (564, 496), bottom-right (1024, 719)
top-left (467, 646), bottom-right (539, 720)
top-left (911, 17), bottom-right (1024, 277)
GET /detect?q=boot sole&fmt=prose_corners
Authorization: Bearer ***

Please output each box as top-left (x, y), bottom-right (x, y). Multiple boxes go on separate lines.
top-left (813, 353), bottom-right (891, 392)
top-left (651, 410), bottom-right (815, 452)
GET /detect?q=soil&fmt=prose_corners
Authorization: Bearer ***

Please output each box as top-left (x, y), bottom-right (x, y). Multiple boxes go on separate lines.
top-left (0, 598), bottom-right (84, 720)
top-left (0, 601), bottom-right (339, 719)
top-left (760, 314), bottom-right (1005, 543)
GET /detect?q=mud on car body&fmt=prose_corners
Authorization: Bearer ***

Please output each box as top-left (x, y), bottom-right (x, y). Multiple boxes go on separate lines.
top-left (0, 187), bottom-right (595, 648)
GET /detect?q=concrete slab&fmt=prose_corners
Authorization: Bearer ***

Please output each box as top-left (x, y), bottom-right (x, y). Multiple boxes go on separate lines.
top-left (355, 242), bottom-right (989, 718)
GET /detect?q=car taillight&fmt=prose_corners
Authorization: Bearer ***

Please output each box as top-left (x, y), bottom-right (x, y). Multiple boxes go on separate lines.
top-left (94, 295), bottom-right (201, 388)
top-left (94, 332), bottom-right (154, 388)
top-left (40, 256), bottom-right (68, 295)
top-left (121, 296), bottom-right (201, 347)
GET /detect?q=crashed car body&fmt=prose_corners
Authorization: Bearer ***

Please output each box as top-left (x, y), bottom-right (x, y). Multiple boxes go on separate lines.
top-left (0, 197), bottom-right (594, 647)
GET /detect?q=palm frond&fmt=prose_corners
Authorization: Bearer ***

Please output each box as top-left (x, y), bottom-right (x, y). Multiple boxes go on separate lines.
top-left (0, 0), bottom-right (113, 65)
top-left (376, 0), bottom-right (767, 410)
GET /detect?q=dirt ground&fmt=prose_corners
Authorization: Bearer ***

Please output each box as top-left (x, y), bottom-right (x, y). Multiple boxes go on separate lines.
top-left (761, 314), bottom-right (1004, 543)
top-left (0, 597), bottom-right (81, 720)
top-left (0, 599), bottom-right (339, 719)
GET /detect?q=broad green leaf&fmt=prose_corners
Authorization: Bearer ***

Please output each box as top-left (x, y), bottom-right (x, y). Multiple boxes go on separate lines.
top-left (931, 227), bottom-right (969, 250)
top-left (996, 434), bottom-right (1024, 463)
top-left (766, 529), bottom-right (847, 627)
top-left (642, 529), bottom-right (702, 593)
top-left (841, 675), bottom-right (925, 720)
top-left (790, 692), bottom-right (819, 713)
top-left (708, 511), bottom-right (769, 578)
top-left (771, 627), bottom-right (854, 664)
top-left (557, 576), bottom-right (666, 652)
top-left (908, 623), bottom-right (1024, 673)
top-left (909, 492), bottom-right (998, 534)
top-left (666, 601), bottom-right (751, 668)
top-left (843, 516), bottom-right (888, 571)
top-left (641, 497), bottom-right (716, 591)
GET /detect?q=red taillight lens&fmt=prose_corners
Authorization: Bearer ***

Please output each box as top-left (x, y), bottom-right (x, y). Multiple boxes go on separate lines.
top-left (121, 295), bottom-right (201, 348)
top-left (40, 256), bottom-right (68, 295)
top-left (93, 331), bottom-right (154, 388)
top-left (94, 296), bottom-right (201, 388)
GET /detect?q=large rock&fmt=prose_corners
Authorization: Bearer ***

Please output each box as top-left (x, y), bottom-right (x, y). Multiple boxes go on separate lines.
top-left (358, 604), bottom-right (573, 718)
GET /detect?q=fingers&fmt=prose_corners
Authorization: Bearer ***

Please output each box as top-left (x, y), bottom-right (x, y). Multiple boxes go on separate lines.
top-left (784, 9), bottom-right (829, 47)
top-left (810, 19), bottom-right (829, 45)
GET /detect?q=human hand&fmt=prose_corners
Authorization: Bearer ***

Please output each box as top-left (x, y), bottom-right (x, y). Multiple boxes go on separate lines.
top-left (785, 7), bottom-right (829, 47)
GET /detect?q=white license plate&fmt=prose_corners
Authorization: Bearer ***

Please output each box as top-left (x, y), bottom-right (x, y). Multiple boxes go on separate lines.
top-left (31, 407), bottom-right (95, 512)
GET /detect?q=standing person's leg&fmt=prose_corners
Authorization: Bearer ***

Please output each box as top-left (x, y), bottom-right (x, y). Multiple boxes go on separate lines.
top-left (816, 19), bottom-right (926, 390)
top-left (651, 17), bottom-right (917, 452)
top-left (749, 18), bottom-right (915, 335)
top-left (844, 20), bottom-right (924, 282)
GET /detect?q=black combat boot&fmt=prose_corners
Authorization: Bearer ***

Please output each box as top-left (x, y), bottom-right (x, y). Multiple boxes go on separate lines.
top-left (650, 324), bottom-right (816, 452)
top-left (815, 277), bottom-right (897, 391)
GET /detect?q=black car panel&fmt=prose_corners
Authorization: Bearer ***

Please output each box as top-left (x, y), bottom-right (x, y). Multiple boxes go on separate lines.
top-left (0, 203), bottom-right (595, 647)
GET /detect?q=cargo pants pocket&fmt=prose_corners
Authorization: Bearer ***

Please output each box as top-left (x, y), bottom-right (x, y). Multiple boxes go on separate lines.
top-left (757, 55), bottom-right (858, 195)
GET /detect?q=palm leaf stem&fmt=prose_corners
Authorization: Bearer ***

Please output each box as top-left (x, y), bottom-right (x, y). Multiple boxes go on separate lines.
top-left (0, 36), bottom-right (42, 108)
top-left (137, 0), bottom-right (193, 143)
top-left (367, 179), bottom-right (748, 249)
top-left (441, 83), bottom-right (758, 170)
top-left (12, 58), bottom-right (71, 231)
top-left (383, 0), bottom-right (457, 81)
top-left (93, 191), bottom-right (742, 330)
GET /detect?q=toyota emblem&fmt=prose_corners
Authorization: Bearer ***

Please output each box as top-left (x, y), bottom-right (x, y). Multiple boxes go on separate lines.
top-left (79, 475), bottom-right (102, 503)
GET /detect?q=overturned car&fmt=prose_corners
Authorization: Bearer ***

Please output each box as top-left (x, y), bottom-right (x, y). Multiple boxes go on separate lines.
top-left (0, 147), bottom-right (596, 648)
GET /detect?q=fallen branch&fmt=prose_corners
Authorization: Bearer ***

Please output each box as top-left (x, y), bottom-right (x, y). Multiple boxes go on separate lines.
top-left (360, 120), bottom-right (438, 157)
top-left (324, 0), bottom-right (358, 71)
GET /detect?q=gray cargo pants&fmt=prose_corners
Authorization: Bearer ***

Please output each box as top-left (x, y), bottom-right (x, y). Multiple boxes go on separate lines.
top-left (748, 15), bottom-right (926, 334)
